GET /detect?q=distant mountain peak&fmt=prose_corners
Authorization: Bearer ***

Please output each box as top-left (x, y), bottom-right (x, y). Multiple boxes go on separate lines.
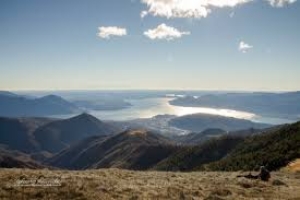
top-left (0, 91), bottom-right (19, 97)
top-left (33, 114), bottom-right (117, 153)
top-left (39, 94), bottom-right (65, 101)
top-left (76, 112), bottom-right (95, 118)
top-left (71, 113), bottom-right (103, 123)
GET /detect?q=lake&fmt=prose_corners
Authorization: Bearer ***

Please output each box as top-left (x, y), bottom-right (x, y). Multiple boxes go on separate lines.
top-left (53, 97), bottom-right (294, 125)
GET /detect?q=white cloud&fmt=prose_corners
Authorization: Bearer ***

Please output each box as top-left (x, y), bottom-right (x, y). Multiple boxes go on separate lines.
top-left (141, 0), bottom-right (252, 19)
top-left (141, 10), bottom-right (148, 18)
top-left (97, 26), bottom-right (127, 39)
top-left (144, 23), bottom-right (190, 40)
top-left (266, 0), bottom-right (297, 7)
top-left (239, 41), bottom-right (253, 53)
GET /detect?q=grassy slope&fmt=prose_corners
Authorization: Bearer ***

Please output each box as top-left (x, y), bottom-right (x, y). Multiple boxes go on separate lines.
top-left (0, 169), bottom-right (299, 200)
top-left (284, 159), bottom-right (300, 172)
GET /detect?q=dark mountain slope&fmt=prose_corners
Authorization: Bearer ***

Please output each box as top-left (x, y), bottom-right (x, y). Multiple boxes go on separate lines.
top-left (0, 93), bottom-right (79, 117)
top-left (33, 113), bottom-right (118, 153)
top-left (175, 128), bottom-right (263, 145)
top-left (45, 135), bottom-right (108, 169)
top-left (175, 128), bottom-right (227, 145)
top-left (153, 135), bottom-right (245, 171)
top-left (0, 147), bottom-right (44, 169)
top-left (0, 117), bottom-right (53, 153)
top-left (205, 121), bottom-right (300, 171)
top-left (47, 129), bottom-right (179, 170)
top-left (169, 113), bottom-right (270, 132)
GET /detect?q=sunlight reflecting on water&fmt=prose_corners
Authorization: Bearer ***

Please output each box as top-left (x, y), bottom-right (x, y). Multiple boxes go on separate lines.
top-left (51, 97), bottom-right (293, 125)
top-left (90, 98), bottom-right (256, 121)
top-left (173, 106), bottom-right (256, 119)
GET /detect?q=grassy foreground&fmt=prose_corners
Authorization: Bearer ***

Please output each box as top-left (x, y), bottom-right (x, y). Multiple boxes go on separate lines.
top-left (0, 168), bottom-right (300, 200)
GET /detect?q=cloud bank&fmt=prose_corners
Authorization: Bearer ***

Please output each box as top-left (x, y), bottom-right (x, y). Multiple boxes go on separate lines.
top-left (144, 23), bottom-right (190, 40)
top-left (239, 41), bottom-right (253, 53)
top-left (266, 0), bottom-right (297, 7)
top-left (141, 0), bottom-right (252, 19)
top-left (98, 26), bottom-right (127, 39)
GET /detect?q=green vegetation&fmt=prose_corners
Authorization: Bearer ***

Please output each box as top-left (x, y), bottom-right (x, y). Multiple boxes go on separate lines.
top-left (205, 122), bottom-right (300, 171)
top-left (154, 135), bottom-right (244, 171)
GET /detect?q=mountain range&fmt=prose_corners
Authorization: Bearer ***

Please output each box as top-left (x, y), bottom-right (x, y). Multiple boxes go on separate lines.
top-left (0, 104), bottom-right (299, 172)
top-left (33, 113), bottom-right (118, 153)
top-left (0, 116), bottom-right (53, 153)
top-left (45, 120), bottom-right (300, 171)
top-left (0, 91), bottom-right (79, 117)
top-left (47, 129), bottom-right (178, 170)
top-left (0, 113), bottom-right (118, 156)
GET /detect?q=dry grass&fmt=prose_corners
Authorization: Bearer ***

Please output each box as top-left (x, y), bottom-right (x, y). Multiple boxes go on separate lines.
top-left (128, 130), bottom-right (147, 137)
top-left (0, 168), bottom-right (300, 200)
top-left (284, 159), bottom-right (300, 173)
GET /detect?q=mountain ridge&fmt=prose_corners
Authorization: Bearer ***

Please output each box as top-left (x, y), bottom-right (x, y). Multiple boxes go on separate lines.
top-left (169, 113), bottom-right (270, 132)
top-left (33, 113), bottom-right (118, 153)
top-left (47, 129), bottom-right (179, 170)
top-left (0, 92), bottom-right (80, 117)
top-left (203, 121), bottom-right (300, 171)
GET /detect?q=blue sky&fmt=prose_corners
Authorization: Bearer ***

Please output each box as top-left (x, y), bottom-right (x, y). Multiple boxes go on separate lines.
top-left (0, 0), bottom-right (299, 91)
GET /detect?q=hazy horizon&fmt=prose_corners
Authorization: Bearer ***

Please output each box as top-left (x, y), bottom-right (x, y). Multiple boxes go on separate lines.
top-left (7, 89), bottom-right (300, 93)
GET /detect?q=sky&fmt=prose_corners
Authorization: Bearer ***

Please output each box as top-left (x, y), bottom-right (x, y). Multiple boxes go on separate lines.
top-left (0, 0), bottom-right (299, 91)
